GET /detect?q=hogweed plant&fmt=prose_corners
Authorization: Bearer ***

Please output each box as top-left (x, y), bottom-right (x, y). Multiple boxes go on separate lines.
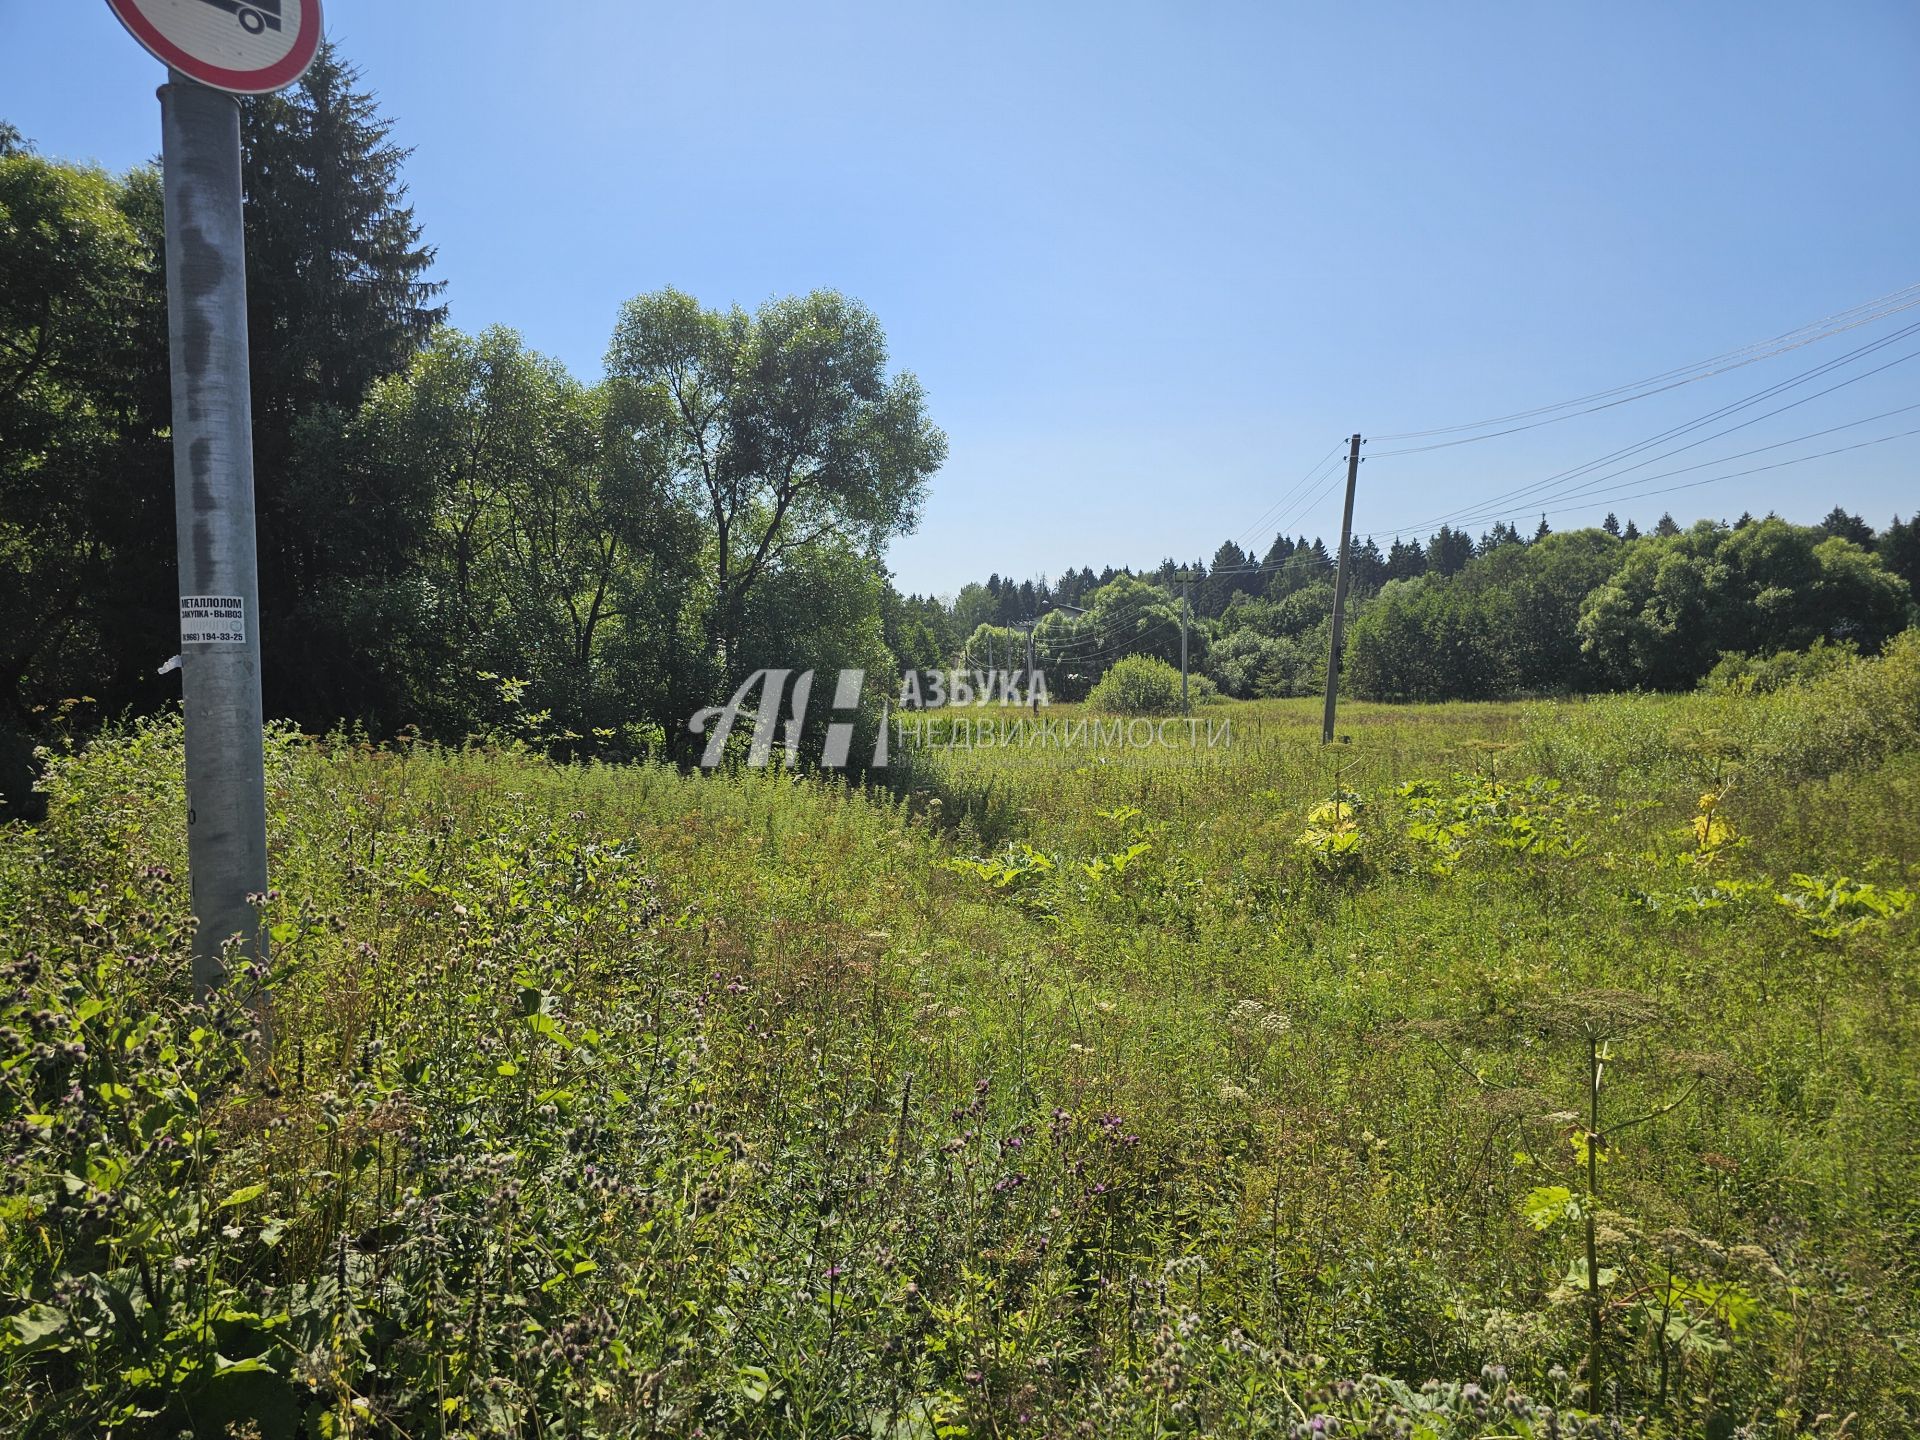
top-left (1397, 774), bottom-right (1597, 877)
top-left (1294, 754), bottom-right (1370, 880)
top-left (1502, 991), bottom-right (1757, 1417)
top-left (1629, 789), bottom-right (1772, 918)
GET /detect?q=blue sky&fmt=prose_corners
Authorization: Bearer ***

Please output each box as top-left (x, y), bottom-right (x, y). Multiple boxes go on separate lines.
top-left (6, 1), bottom-right (1917, 597)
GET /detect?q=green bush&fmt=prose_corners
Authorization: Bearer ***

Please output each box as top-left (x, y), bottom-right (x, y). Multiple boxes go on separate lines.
top-left (1525, 627), bottom-right (1920, 787)
top-left (1085, 654), bottom-right (1214, 714)
top-left (1700, 637), bottom-right (1860, 695)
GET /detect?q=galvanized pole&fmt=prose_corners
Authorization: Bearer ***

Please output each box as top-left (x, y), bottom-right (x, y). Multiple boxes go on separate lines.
top-left (161, 73), bottom-right (270, 996)
top-left (1321, 434), bottom-right (1362, 745)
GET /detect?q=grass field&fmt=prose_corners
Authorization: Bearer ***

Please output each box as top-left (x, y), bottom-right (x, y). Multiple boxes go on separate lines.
top-left (3, 639), bottom-right (1918, 1438)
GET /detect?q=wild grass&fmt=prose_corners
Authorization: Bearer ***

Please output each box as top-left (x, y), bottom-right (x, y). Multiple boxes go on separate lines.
top-left (2, 646), bottom-right (1917, 1437)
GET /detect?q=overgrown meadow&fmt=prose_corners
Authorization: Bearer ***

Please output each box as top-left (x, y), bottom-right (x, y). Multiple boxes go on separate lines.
top-left (3, 638), bottom-right (1918, 1438)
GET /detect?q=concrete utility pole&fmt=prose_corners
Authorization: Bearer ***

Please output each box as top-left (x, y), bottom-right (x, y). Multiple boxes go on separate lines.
top-left (162, 75), bottom-right (270, 994)
top-left (1023, 618), bottom-right (1038, 713)
top-left (1321, 433), bottom-right (1362, 744)
top-left (1180, 572), bottom-right (1191, 714)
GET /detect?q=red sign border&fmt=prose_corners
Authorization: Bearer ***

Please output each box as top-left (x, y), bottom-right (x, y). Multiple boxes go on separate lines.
top-left (107, 0), bottom-right (323, 95)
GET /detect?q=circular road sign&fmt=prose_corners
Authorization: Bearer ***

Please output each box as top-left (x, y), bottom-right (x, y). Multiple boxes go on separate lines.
top-left (107, 0), bottom-right (323, 95)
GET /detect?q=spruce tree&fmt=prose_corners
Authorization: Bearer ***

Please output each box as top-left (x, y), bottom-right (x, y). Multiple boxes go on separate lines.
top-left (243, 43), bottom-right (445, 421)
top-left (1351, 537), bottom-right (1387, 591)
top-left (1818, 506), bottom-right (1875, 547)
top-left (1426, 526), bottom-right (1473, 576)
top-left (1385, 537), bottom-right (1426, 580)
top-left (238, 43), bottom-right (448, 728)
top-left (1879, 515), bottom-right (1920, 593)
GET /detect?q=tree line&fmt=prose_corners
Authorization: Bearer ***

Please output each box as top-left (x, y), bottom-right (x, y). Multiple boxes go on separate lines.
top-left (926, 506), bottom-right (1918, 703)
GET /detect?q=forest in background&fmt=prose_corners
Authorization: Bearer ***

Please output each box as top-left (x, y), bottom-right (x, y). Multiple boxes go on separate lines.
top-left (5, 41), bottom-right (1917, 808)
top-left (930, 506), bottom-right (1918, 704)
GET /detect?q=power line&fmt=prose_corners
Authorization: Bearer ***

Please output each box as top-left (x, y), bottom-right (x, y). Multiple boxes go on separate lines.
top-left (1228, 441), bottom-right (1345, 552)
top-left (1259, 464), bottom-right (1350, 550)
top-left (1511, 425), bottom-right (1920, 526)
top-left (1370, 318), bottom-right (1920, 539)
top-left (1420, 395), bottom-right (1920, 539)
top-left (1368, 280), bottom-right (1920, 448)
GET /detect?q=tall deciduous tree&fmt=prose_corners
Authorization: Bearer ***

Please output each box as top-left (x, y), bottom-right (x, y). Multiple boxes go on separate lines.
top-left (1578, 519), bottom-right (1908, 688)
top-left (605, 288), bottom-right (946, 685)
top-left (0, 147), bottom-right (172, 736)
top-left (349, 327), bottom-right (696, 743)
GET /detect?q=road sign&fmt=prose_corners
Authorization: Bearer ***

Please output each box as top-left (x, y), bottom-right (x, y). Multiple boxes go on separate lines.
top-left (107, 0), bottom-right (322, 95)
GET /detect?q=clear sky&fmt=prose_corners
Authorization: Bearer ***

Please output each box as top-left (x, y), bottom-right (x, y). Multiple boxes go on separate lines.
top-left (5, 1), bottom-right (1917, 598)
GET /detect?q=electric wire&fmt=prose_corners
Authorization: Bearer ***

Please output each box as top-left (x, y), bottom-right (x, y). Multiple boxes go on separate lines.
top-left (1501, 425), bottom-right (1920, 528)
top-left (1407, 396), bottom-right (1920, 540)
top-left (1368, 280), bottom-right (1920, 447)
top-left (1367, 318), bottom-right (1920, 540)
top-left (1228, 442), bottom-right (1345, 553)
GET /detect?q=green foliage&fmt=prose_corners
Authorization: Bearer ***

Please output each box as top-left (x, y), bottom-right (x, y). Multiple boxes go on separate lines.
top-left (6, 688), bottom-right (1920, 1434)
top-left (1346, 578), bottom-right (1514, 701)
top-left (1772, 872), bottom-right (1915, 940)
top-left (1084, 655), bottom-right (1206, 715)
top-left (1397, 773), bottom-right (1597, 875)
top-left (1578, 519), bottom-right (1910, 690)
top-left (351, 326), bottom-right (700, 748)
top-left (604, 286), bottom-right (946, 700)
top-left (1525, 628), bottom-right (1920, 788)
top-left (1701, 638), bottom-right (1861, 695)
top-left (0, 146), bottom-right (172, 756)
top-left (1340, 520), bottom-right (1911, 704)
top-left (239, 45), bottom-right (450, 730)
top-left (4, 93), bottom-right (944, 777)
top-left (1205, 608), bottom-right (1329, 699)
top-left (1034, 577), bottom-right (1198, 699)
top-left (1295, 789), bottom-right (1368, 875)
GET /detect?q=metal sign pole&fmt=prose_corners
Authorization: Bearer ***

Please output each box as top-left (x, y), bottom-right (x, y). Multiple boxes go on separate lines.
top-left (160, 71), bottom-right (269, 996)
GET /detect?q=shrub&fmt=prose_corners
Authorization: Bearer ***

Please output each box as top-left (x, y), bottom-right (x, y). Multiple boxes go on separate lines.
top-left (1085, 654), bottom-right (1213, 714)
top-left (1699, 638), bottom-right (1859, 695)
top-left (1524, 628), bottom-right (1920, 786)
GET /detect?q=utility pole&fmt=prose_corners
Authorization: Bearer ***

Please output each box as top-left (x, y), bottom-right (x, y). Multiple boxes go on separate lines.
top-left (1180, 572), bottom-right (1191, 714)
top-left (1322, 433), bottom-right (1362, 745)
top-left (163, 75), bottom-right (271, 996)
top-left (1023, 618), bottom-right (1038, 713)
